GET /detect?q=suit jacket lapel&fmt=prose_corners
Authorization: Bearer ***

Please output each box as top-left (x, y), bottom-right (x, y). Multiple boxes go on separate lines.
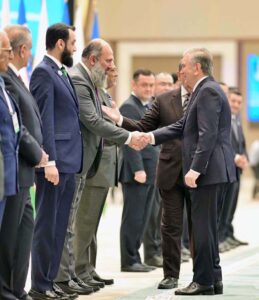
top-left (44, 56), bottom-right (78, 107)
top-left (170, 90), bottom-right (183, 120)
top-left (7, 67), bottom-right (42, 127)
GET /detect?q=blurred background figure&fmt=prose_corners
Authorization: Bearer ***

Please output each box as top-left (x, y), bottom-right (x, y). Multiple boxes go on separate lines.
top-left (249, 139), bottom-right (259, 198)
top-left (218, 86), bottom-right (249, 253)
top-left (119, 69), bottom-right (159, 273)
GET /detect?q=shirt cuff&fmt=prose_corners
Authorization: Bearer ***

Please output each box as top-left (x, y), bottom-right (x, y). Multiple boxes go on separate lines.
top-left (150, 133), bottom-right (155, 145)
top-left (125, 132), bottom-right (132, 145)
top-left (190, 169), bottom-right (200, 177)
top-left (45, 160), bottom-right (56, 167)
top-left (117, 115), bottom-right (123, 126)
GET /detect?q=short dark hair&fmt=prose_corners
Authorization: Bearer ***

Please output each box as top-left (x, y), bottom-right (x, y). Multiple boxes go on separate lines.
top-left (46, 23), bottom-right (75, 50)
top-left (171, 72), bottom-right (178, 83)
top-left (229, 86), bottom-right (242, 96)
top-left (133, 69), bottom-right (154, 81)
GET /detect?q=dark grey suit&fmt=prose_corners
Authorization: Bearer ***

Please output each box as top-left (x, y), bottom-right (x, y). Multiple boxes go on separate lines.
top-left (153, 77), bottom-right (236, 285)
top-left (0, 66), bottom-right (43, 299)
top-left (56, 62), bottom-right (129, 282)
top-left (119, 94), bottom-right (159, 268)
top-left (0, 136), bottom-right (3, 201)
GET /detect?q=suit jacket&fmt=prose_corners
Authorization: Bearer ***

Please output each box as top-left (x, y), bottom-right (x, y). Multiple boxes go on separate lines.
top-left (122, 88), bottom-right (183, 190)
top-left (1, 67), bottom-right (43, 187)
top-left (0, 85), bottom-right (21, 196)
top-left (69, 62), bottom-right (129, 176)
top-left (0, 135), bottom-right (4, 200)
top-left (86, 89), bottom-right (119, 188)
top-left (231, 114), bottom-right (247, 178)
top-left (119, 94), bottom-right (160, 184)
top-left (30, 56), bottom-right (82, 174)
top-left (153, 77), bottom-right (236, 186)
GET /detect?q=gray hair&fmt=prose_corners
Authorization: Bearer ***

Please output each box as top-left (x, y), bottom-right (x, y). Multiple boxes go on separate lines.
top-left (81, 38), bottom-right (107, 60)
top-left (184, 48), bottom-right (213, 76)
top-left (4, 25), bottom-right (31, 52)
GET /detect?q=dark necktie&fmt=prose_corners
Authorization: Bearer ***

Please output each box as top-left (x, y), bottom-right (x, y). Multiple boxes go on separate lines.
top-left (60, 66), bottom-right (68, 77)
top-left (183, 93), bottom-right (190, 114)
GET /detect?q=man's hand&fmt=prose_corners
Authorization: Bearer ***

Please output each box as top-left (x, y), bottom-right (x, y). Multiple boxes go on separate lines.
top-left (134, 170), bottom-right (147, 183)
top-left (235, 154), bottom-right (249, 170)
top-left (102, 101), bottom-right (121, 123)
top-left (184, 169), bottom-right (200, 188)
top-left (44, 165), bottom-right (59, 185)
top-left (36, 150), bottom-right (49, 168)
top-left (128, 132), bottom-right (150, 150)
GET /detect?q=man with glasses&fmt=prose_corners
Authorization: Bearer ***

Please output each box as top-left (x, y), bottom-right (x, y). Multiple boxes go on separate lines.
top-left (0, 25), bottom-right (48, 300)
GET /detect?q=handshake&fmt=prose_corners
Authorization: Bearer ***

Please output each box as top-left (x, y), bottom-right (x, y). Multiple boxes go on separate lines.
top-left (128, 131), bottom-right (152, 151)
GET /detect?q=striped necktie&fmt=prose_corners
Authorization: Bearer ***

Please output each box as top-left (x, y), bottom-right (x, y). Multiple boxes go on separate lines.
top-left (183, 93), bottom-right (190, 114)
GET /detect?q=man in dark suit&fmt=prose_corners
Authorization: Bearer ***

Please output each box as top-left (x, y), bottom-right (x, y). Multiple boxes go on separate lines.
top-left (29, 23), bottom-right (83, 300)
top-left (143, 48), bottom-right (236, 295)
top-left (143, 72), bottom-right (174, 269)
top-left (218, 87), bottom-right (248, 251)
top-left (118, 69), bottom-right (160, 272)
top-left (55, 40), bottom-right (138, 295)
top-left (0, 25), bottom-right (48, 300)
top-left (0, 139), bottom-right (3, 202)
top-left (0, 30), bottom-right (22, 300)
top-left (103, 70), bottom-right (191, 288)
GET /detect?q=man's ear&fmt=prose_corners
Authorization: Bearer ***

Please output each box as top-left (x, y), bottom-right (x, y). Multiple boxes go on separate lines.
top-left (89, 54), bottom-right (97, 67)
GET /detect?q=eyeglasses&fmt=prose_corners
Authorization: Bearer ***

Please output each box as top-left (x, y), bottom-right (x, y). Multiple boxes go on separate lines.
top-left (0, 47), bottom-right (13, 54)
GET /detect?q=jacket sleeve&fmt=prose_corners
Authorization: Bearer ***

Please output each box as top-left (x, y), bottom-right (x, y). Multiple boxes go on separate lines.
top-left (120, 103), bottom-right (145, 173)
top-left (72, 76), bottom-right (129, 146)
top-left (30, 67), bottom-right (56, 161)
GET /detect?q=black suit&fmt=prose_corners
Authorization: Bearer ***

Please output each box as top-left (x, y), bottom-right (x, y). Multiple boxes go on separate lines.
top-left (0, 66), bottom-right (43, 299)
top-left (153, 77), bottom-right (236, 285)
top-left (219, 114), bottom-right (247, 241)
top-left (119, 94), bottom-right (159, 267)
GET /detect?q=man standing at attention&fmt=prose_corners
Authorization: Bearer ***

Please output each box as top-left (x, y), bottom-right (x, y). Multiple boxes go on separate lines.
top-left (142, 48), bottom-right (236, 295)
top-left (29, 23), bottom-right (82, 300)
top-left (0, 24), bottom-right (48, 300)
top-left (119, 69), bottom-right (159, 272)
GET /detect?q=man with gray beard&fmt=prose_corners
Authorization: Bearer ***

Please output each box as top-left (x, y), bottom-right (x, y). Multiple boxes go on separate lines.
top-left (55, 39), bottom-right (142, 296)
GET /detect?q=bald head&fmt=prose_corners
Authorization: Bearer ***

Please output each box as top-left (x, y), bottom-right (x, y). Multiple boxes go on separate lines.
top-left (81, 38), bottom-right (114, 87)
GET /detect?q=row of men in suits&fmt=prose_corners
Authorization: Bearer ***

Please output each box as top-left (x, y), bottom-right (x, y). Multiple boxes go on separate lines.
top-left (0, 27), bottom-right (49, 300)
top-left (103, 48), bottom-right (237, 296)
top-left (0, 23), bottom-right (142, 300)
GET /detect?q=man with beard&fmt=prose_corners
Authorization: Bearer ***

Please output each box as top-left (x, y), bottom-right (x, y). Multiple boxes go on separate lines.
top-left (29, 23), bottom-right (83, 300)
top-left (55, 39), bottom-right (140, 295)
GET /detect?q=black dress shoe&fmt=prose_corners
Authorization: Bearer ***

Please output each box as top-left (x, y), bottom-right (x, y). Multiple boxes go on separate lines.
top-left (56, 280), bottom-right (93, 295)
top-left (20, 294), bottom-right (33, 300)
top-left (157, 277), bottom-right (178, 289)
top-left (214, 281), bottom-right (223, 294)
top-left (72, 277), bottom-right (100, 292)
top-left (84, 278), bottom-right (105, 288)
top-left (175, 282), bottom-right (214, 295)
top-left (92, 274), bottom-right (114, 285)
top-left (145, 255), bottom-right (163, 267)
top-left (53, 283), bottom-right (78, 299)
top-left (121, 263), bottom-right (154, 272)
top-left (232, 236), bottom-right (249, 246)
top-left (28, 289), bottom-right (65, 299)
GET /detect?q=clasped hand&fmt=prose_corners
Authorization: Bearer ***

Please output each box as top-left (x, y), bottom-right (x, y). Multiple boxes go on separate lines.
top-left (128, 132), bottom-right (152, 151)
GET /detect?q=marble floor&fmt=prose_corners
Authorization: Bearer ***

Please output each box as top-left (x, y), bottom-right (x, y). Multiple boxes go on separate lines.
top-left (26, 175), bottom-right (259, 299)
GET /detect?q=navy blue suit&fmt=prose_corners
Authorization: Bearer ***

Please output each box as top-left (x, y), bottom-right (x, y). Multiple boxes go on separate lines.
top-left (153, 77), bottom-right (236, 285)
top-left (0, 79), bottom-right (21, 300)
top-left (30, 56), bottom-right (82, 292)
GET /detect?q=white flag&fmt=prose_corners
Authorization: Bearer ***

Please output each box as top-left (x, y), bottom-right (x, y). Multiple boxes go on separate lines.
top-left (33, 0), bottom-right (48, 68)
top-left (73, 4), bottom-right (85, 65)
top-left (1, 0), bottom-right (10, 28)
